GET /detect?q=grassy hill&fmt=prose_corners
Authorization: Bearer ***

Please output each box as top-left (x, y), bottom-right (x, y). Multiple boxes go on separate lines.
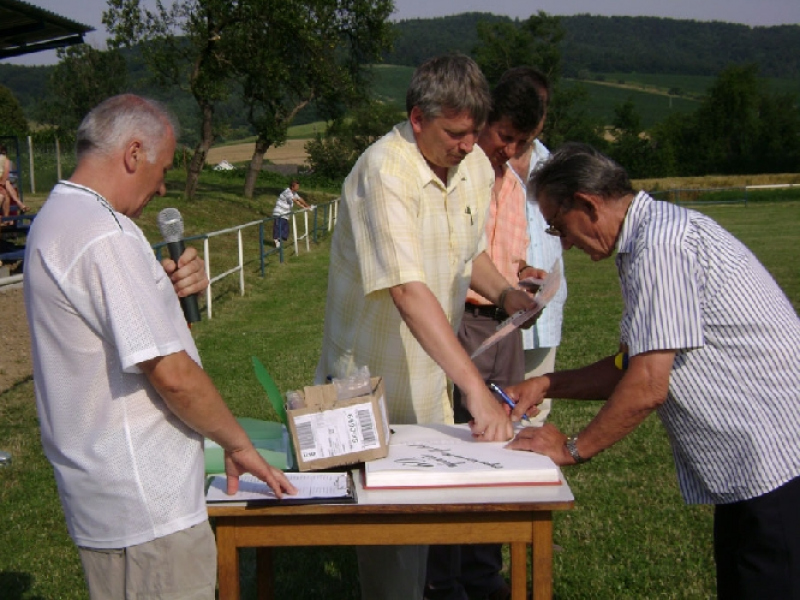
top-left (368, 65), bottom-right (703, 130)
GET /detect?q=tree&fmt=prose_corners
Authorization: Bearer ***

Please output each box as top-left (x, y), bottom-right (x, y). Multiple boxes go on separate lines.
top-left (305, 100), bottom-right (405, 180)
top-left (104, 0), bottom-right (242, 200)
top-left (753, 90), bottom-right (800, 174)
top-left (606, 98), bottom-right (665, 178)
top-left (0, 85), bottom-right (28, 135)
top-left (472, 11), bottom-right (564, 85)
top-left (691, 63), bottom-right (762, 175)
top-left (229, 0), bottom-right (395, 198)
top-left (650, 63), bottom-right (800, 177)
top-left (38, 46), bottom-right (127, 132)
top-left (472, 12), bottom-right (606, 150)
top-left (543, 83), bottom-right (607, 151)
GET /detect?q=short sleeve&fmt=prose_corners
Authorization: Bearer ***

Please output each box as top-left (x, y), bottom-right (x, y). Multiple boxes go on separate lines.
top-left (351, 161), bottom-right (425, 294)
top-left (621, 234), bottom-right (705, 356)
top-left (65, 230), bottom-right (187, 373)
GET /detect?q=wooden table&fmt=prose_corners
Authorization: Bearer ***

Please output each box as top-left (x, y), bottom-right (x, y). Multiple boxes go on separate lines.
top-left (208, 471), bottom-right (573, 600)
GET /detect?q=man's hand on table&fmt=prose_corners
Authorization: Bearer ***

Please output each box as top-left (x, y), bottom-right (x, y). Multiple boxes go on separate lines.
top-left (467, 386), bottom-right (514, 442)
top-left (506, 423), bottom-right (574, 465)
top-left (224, 446), bottom-right (298, 498)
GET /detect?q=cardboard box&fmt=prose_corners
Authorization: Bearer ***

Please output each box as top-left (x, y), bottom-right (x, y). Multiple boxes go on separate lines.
top-left (287, 377), bottom-right (391, 471)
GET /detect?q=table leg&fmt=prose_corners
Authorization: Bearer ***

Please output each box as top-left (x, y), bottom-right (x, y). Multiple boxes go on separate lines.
top-left (509, 542), bottom-right (528, 600)
top-left (256, 547), bottom-right (273, 600)
top-left (215, 518), bottom-right (240, 600)
top-left (530, 511), bottom-right (553, 600)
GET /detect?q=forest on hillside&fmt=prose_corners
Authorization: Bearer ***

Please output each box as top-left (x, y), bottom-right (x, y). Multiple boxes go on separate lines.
top-left (1, 10), bottom-right (798, 182)
top-left (384, 13), bottom-right (800, 78)
top-left (3, 12), bottom-right (798, 116)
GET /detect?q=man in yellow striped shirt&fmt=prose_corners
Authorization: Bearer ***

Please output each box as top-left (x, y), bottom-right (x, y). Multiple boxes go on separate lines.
top-left (315, 54), bottom-right (535, 600)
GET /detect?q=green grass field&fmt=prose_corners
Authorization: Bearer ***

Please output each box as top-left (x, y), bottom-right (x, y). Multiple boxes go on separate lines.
top-left (565, 79), bottom-right (699, 129)
top-left (366, 65), bottom-right (799, 131)
top-left (1, 171), bottom-right (798, 598)
top-left (597, 71), bottom-right (800, 98)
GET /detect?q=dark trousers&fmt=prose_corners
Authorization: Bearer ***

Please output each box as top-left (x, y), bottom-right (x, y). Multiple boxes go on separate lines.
top-left (425, 309), bottom-right (524, 600)
top-left (272, 216), bottom-right (289, 241)
top-left (714, 474), bottom-right (800, 600)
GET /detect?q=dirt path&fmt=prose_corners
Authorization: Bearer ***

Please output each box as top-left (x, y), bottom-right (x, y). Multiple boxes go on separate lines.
top-left (0, 286), bottom-right (32, 392)
top-left (206, 139), bottom-right (310, 166)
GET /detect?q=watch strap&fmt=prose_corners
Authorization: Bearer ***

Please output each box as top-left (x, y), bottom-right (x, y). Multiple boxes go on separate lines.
top-left (566, 435), bottom-right (589, 464)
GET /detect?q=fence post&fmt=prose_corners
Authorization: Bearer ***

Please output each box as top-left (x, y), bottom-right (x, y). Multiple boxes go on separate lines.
top-left (204, 237), bottom-right (212, 319)
top-left (55, 137), bottom-right (62, 181)
top-left (259, 221), bottom-right (266, 276)
top-left (27, 135), bottom-right (35, 194)
top-left (303, 210), bottom-right (310, 252)
top-left (237, 228), bottom-right (245, 295)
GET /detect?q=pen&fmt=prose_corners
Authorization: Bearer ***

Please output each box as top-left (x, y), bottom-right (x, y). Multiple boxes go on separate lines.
top-left (489, 383), bottom-right (529, 421)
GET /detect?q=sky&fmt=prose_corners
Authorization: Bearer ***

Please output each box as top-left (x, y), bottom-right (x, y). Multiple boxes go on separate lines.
top-left (5, 0), bottom-right (800, 66)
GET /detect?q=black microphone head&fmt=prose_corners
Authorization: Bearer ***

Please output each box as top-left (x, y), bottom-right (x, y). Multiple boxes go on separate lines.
top-left (158, 208), bottom-right (184, 242)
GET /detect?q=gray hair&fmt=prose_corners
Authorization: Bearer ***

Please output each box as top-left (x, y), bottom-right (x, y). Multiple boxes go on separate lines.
top-left (76, 94), bottom-right (179, 163)
top-left (530, 143), bottom-right (634, 209)
top-left (406, 54), bottom-right (491, 126)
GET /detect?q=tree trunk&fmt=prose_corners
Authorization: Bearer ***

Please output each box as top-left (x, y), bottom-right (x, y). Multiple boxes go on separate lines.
top-left (185, 101), bottom-right (215, 200)
top-left (243, 137), bottom-right (271, 199)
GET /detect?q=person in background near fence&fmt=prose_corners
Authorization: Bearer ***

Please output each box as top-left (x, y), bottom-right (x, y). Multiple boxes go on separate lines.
top-left (315, 54), bottom-right (536, 600)
top-left (506, 143), bottom-right (800, 600)
top-left (0, 143), bottom-right (28, 217)
top-left (425, 67), bottom-right (546, 600)
top-left (272, 178), bottom-right (310, 247)
top-left (506, 67), bottom-right (567, 426)
top-left (24, 94), bottom-right (296, 600)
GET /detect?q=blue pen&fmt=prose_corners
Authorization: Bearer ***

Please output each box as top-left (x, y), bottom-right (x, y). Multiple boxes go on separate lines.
top-left (489, 383), bottom-right (529, 421)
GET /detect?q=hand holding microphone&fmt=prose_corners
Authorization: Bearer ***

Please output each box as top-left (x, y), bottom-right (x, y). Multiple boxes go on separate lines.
top-left (158, 208), bottom-right (201, 323)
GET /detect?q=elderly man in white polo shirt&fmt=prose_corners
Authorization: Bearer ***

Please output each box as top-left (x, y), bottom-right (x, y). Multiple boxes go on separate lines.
top-left (24, 94), bottom-right (295, 599)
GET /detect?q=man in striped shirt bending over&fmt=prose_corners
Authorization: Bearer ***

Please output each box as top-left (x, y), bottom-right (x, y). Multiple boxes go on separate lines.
top-left (506, 143), bottom-right (800, 599)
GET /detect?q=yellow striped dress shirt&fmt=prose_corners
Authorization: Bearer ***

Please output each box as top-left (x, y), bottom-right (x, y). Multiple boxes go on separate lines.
top-left (315, 121), bottom-right (494, 425)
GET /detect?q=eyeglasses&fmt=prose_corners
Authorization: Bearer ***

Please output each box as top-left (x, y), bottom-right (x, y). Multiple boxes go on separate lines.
top-left (544, 206), bottom-right (566, 238)
top-left (544, 223), bottom-right (563, 237)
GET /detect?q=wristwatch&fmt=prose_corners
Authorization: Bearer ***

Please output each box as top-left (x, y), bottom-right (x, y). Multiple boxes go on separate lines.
top-left (565, 435), bottom-right (590, 464)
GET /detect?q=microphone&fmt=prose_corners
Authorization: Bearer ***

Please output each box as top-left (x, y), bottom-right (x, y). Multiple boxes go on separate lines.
top-left (157, 207), bottom-right (201, 323)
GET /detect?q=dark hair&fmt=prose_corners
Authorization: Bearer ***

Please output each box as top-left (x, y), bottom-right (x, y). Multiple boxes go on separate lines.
top-left (488, 68), bottom-right (545, 135)
top-left (530, 143), bottom-right (634, 209)
top-left (498, 66), bottom-right (551, 106)
top-left (406, 54), bottom-right (491, 126)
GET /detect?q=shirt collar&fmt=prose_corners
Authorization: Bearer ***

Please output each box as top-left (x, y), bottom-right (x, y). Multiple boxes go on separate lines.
top-left (616, 191), bottom-right (651, 255)
top-left (398, 120), bottom-right (472, 191)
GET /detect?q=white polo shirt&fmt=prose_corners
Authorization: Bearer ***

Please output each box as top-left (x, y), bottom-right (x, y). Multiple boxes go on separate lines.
top-left (24, 182), bottom-right (207, 548)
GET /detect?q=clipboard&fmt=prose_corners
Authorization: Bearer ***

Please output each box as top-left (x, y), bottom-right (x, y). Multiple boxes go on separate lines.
top-left (206, 471), bottom-right (357, 505)
top-left (471, 260), bottom-right (562, 359)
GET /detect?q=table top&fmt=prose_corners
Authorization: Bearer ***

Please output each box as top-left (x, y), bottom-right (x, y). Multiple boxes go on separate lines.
top-left (207, 469), bottom-right (574, 517)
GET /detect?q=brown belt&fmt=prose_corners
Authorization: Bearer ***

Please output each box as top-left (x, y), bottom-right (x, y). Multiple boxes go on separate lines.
top-left (464, 302), bottom-right (509, 322)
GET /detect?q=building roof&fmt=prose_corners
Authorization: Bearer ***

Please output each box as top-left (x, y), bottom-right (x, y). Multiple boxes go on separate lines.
top-left (0, 0), bottom-right (93, 59)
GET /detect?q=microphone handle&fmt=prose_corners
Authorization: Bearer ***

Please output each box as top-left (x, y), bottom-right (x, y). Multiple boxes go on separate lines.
top-left (166, 240), bottom-right (201, 323)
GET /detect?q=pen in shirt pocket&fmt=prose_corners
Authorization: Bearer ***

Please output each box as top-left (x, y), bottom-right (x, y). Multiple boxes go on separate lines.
top-left (465, 206), bottom-right (473, 225)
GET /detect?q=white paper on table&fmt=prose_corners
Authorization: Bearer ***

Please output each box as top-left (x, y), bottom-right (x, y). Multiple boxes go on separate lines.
top-left (206, 472), bottom-right (352, 503)
top-left (470, 260), bottom-right (562, 359)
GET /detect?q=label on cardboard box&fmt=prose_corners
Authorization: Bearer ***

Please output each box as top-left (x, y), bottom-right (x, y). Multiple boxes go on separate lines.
top-left (293, 400), bottom-right (381, 462)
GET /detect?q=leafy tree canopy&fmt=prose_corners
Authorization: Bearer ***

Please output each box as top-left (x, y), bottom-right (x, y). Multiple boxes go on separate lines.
top-left (0, 85), bottom-right (28, 135)
top-left (37, 46), bottom-right (127, 132)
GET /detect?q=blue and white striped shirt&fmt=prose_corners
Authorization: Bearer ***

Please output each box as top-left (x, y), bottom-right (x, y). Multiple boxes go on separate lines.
top-left (510, 140), bottom-right (567, 349)
top-left (616, 192), bottom-right (800, 504)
